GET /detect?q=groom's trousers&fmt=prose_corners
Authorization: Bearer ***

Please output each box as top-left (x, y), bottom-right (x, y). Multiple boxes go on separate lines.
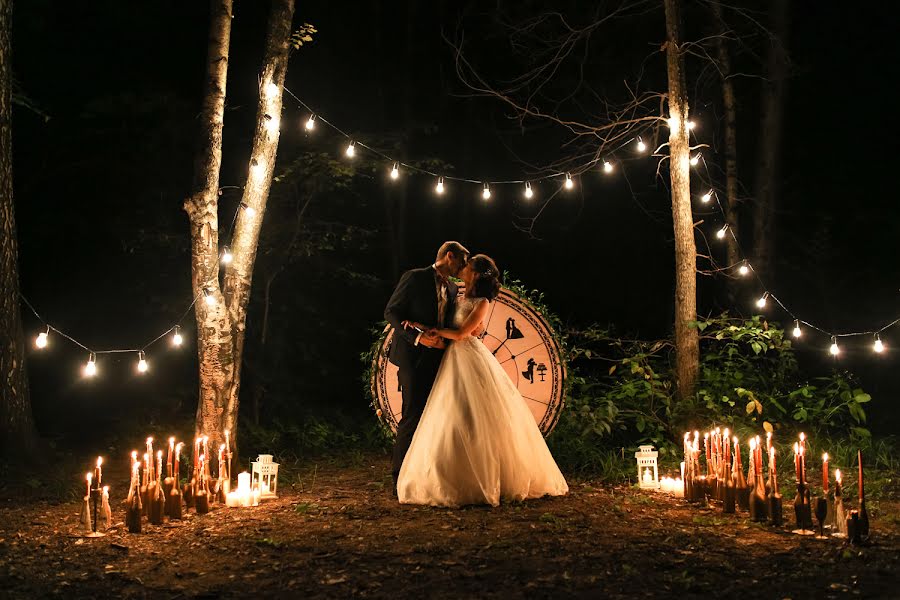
top-left (392, 350), bottom-right (444, 484)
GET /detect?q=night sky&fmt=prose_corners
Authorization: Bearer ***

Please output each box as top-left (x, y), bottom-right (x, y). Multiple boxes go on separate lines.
top-left (10, 1), bottom-right (900, 445)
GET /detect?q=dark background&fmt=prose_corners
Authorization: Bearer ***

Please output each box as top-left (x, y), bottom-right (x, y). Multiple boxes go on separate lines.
top-left (11, 1), bottom-right (899, 450)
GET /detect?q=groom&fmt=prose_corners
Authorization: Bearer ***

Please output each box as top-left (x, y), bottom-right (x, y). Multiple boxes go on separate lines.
top-left (384, 241), bottom-right (469, 493)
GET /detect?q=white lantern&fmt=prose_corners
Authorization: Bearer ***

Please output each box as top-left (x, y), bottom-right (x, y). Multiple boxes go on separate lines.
top-left (251, 454), bottom-right (279, 499)
top-left (635, 445), bottom-right (659, 489)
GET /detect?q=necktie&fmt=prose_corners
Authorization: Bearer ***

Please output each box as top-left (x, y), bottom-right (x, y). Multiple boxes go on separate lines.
top-left (435, 274), bottom-right (448, 327)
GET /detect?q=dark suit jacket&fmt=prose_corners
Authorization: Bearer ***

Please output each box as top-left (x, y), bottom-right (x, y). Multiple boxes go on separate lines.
top-left (384, 266), bottom-right (458, 369)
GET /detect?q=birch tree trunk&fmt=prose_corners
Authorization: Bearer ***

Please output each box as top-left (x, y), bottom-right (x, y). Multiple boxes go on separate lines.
top-left (664, 0), bottom-right (699, 400)
top-left (710, 1), bottom-right (741, 294)
top-left (753, 0), bottom-right (790, 282)
top-left (0, 0), bottom-right (38, 456)
top-left (185, 0), bottom-right (296, 452)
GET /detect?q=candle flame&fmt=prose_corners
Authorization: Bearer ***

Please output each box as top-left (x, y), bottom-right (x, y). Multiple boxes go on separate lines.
top-left (723, 428), bottom-right (730, 437)
top-left (715, 427), bottom-right (721, 434)
top-left (684, 432), bottom-right (690, 440)
top-left (86, 472), bottom-right (92, 481)
top-left (225, 429), bottom-right (230, 435)
top-left (131, 450), bottom-right (137, 459)
top-left (220, 443), bottom-right (226, 451)
top-left (733, 436), bottom-right (738, 444)
top-left (169, 436), bottom-right (175, 445)
top-left (767, 431), bottom-right (772, 440)
top-left (157, 450), bottom-right (163, 458)
top-left (96, 457), bottom-right (103, 467)
top-left (835, 469), bottom-right (842, 483)
top-left (793, 442), bottom-right (799, 453)
top-left (704, 432), bottom-right (709, 439)
top-left (202, 435), bottom-right (209, 443)
top-left (749, 437), bottom-right (757, 449)
top-left (103, 485), bottom-right (109, 492)
top-left (144, 452), bottom-right (149, 461)
top-left (147, 437), bottom-right (153, 444)
top-left (755, 435), bottom-right (761, 444)
top-left (176, 442), bottom-right (184, 452)
top-left (823, 452), bottom-right (829, 461)
top-left (799, 432), bottom-right (806, 441)
top-left (693, 431), bottom-right (699, 439)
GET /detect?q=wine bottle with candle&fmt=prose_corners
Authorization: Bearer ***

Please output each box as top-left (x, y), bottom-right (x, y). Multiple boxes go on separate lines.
top-left (733, 437), bottom-right (749, 511)
top-left (723, 432), bottom-right (735, 514)
top-left (832, 469), bottom-right (847, 538)
top-left (793, 436), bottom-right (814, 533)
top-left (749, 438), bottom-right (767, 522)
top-left (767, 446), bottom-right (783, 527)
top-left (80, 473), bottom-right (93, 534)
top-left (168, 442), bottom-right (184, 520)
top-left (858, 450), bottom-right (869, 539)
top-left (126, 461), bottom-right (142, 534)
top-left (140, 452), bottom-right (150, 517)
top-left (163, 437), bottom-right (176, 497)
top-left (195, 454), bottom-right (210, 514)
top-left (101, 486), bottom-right (112, 531)
top-left (149, 451), bottom-right (165, 525)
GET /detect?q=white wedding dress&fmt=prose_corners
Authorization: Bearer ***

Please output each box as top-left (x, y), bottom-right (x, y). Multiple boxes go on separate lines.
top-left (398, 296), bottom-right (569, 507)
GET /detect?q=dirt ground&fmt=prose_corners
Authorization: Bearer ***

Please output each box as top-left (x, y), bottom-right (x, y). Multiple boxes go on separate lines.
top-left (1, 454), bottom-right (898, 599)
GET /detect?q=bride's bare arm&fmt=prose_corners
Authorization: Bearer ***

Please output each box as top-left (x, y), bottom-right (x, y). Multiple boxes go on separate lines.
top-left (434, 300), bottom-right (490, 341)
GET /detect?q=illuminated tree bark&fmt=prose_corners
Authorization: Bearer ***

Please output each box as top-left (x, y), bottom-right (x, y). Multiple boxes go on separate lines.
top-left (0, 0), bottom-right (37, 456)
top-left (185, 0), bottom-right (295, 450)
top-left (664, 0), bottom-right (699, 400)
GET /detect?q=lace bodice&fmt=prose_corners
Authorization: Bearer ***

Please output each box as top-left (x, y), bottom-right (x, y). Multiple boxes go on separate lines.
top-left (452, 296), bottom-right (487, 328)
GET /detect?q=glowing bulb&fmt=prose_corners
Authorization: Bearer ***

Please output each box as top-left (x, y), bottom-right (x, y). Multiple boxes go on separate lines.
top-left (84, 353), bottom-right (97, 377)
top-left (221, 247), bottom-right (233, 264)
top-left (636, 137), bottom-right (646, 152)
top-left (345, 141), bottom-right (356, 158)
top-left (390, 162), bottom-right (399, 180)
top-left (701, 191), bottom-right (712, 203)
top-left (35, 329), bottom-right (49, 349)
top-left (305, 115), bottom-right (316, 131)
top-left (204, 289), bottom-right (216, 306)
top-left (137, 352), bottom-right (148, 374)
top-left (830, 336), bottom-right (840, 356)
top-left (524, 182), bottom-right (533, 199)
top-left (172, 327), bottom-right (183, 346)
top-left (690, 154), bottom-right (700, 166)
top-left (265, 82), bottom-right (279, 96)
top-left (435, 176), bottom-right (445, 195)
top-left (603, 160), bottom-right (614, 174)
top-left (482, 183), bottom-right (491, 200)
top-left (874, 334), bottom-right (884, 353)
top-left (756, 293), bottom-right (768, 308)
top-left (687, 120), bottom-right (696, 131)
top-left (716, 225), bottom-right (728, 239)
top-left (738, 262), bottom-right (749, 276)
top-left (792, 320), bottom-right (802, 338)
top-left (564, 173), bottom-right (574, 189)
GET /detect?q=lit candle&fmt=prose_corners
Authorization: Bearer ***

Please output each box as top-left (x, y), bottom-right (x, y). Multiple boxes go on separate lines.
top-left (733, 436), bottom-right (741, 471)
top-left (156, 450), bottom-right (163, 482)
top-left (86, 472), bottom-right (92, 498)
top-left (175, 442), bottom-right (184, 482)
top-left (799, 434), bottom-right (806, 483)
top-left (167, 437), bottom-right (175, 478)
top-left (143, 453), bottom-right (150, 486)
top-left (835, 468), bottom-right (842, 492)
top-left (130, 450), bottom-right (137, 471)
top-left (218, 444), bottom-right (226, 480)
top-left (822, 453), bottom-right (829, 493)
top-left (793, 442), bottom-right (800, 481)
top-left (857, 450), bottom-right (864, 502)
top-left (95, 456), bottom-right (103, 488)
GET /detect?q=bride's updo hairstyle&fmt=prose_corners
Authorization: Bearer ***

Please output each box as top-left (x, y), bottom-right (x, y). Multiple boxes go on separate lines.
top-left (468, 254), bottom-right (502, 300)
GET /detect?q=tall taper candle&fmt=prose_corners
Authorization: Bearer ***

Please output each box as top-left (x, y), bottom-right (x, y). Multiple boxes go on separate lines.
top-left (822, 453), bottom-right (829, 493)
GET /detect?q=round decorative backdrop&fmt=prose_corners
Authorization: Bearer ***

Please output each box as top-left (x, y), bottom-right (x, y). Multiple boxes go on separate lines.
top-left (371, 285), bottom-right (566, 436)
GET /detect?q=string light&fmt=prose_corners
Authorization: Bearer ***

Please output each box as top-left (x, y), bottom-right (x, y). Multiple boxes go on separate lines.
top-left (203, 289), bottom-right (216, 306)
top-left (874, 334), bottom-right (884, 353)
top-left (345, 141), bottom-right (356, 158)
top-left (564, 173), bottom-right (574, 189)
top-left (830, 336), bottom-right (840, 356)
top-left (84, 353), bottom-right (97, 377)
top-left (482, 183), bottom-right (492, 200)
top-left (35, 326), bottom-right (49, 349)
top-left (636, 137), bottom-right (646, 153)
top-left (435, 176), bottom-right (445, 195)
top-left (687, 120), bottom-right (696, 131)
top-left (390, 162), bottom-right (399, 180)
top-left (756, 292), bottom-right (769, 309)
top-left (137, 351), bottom-right (148, 374)
top-left (221, 246), bottom-right (233, 265)
top-left (305, 114), bottom-right (316, 131)
top-left (603, 160), bottom-right (614, 174)
top-left (172, 326), bottom-right (183, 347)
top-left (701, 190), bottom-right (712, 203)
top-left (738, 261), bottom-right (750, 276)
top-left (792, 320), bottom-right (802, 338)
top-left (524, 181), bottom-right (534, 199)
top-left (716, 225), bottom-right (728, 239)
top-left (690, 153), bottom-right (700, 166)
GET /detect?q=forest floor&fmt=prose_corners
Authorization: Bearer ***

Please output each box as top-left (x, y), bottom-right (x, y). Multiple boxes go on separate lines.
top-left (1, 453), bottom-right (898, 599)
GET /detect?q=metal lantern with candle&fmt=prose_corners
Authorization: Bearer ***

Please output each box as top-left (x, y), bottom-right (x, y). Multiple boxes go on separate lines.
top-left (251, 454), bottom-right (279, 499)
top-left (634, 445), bottom-right (659, 490)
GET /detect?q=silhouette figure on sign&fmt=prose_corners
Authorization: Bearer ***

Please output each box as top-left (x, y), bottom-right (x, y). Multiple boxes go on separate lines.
top-left (522, 358), bottom-right (537, 383)
top-left (506, 318), bottom-right (524, 340)
top-left (537, 363), bottom-right (548, 382)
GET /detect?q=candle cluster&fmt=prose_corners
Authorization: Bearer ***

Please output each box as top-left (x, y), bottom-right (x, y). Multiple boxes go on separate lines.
top-left (78, 456), bottom-right (111, 536)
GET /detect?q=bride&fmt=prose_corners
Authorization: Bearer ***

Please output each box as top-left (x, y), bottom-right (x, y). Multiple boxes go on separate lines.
top-left (397, 254), bottom-right (568, 507)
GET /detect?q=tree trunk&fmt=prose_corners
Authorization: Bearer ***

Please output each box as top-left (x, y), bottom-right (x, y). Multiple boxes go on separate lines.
top-left (710, 1), bottom-right (741, 293)
top-left (187, 0), bottom-right (295, 453)
top-left (753, 0), bottom-right (790, 282)
top-left (664, 0), bottom-right (699, 400)
top-left (0, 0), bottom-right (38, 457)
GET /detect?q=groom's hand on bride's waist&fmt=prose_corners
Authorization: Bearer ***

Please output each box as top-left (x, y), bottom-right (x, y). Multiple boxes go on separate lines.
top-left (418, 333), bottom-right (446, 349)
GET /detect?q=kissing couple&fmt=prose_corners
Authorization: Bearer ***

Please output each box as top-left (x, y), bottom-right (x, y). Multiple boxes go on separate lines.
top-left (384, 241), bottom-right (568, 507)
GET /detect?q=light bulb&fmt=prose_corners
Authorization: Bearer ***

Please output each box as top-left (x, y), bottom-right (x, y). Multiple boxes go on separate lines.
top-left (390, 162), bottom-right (399, 180)
top-left (345, 141), bottom-right (356, 158)
top-left (137, 352), bottom-right (148, 374)
top-left (792, 320), bottom-right (802, 338)
top-left (756, 293), bottom-right (768, 308)
top-left (204, 289), bottom-right (216, 306)
top-left (716, 225), bottom-right (727, 239)
top-left (564, 173), bottom-right (574, 189)
top-left (172, 327), bottom-right (183, 346)
top-left (636, 138), bottom-right (646, 153)
top-left (35, 329), bottom-right (49, 349)
top-left (265, 82), bottom-right (279, 97)
top-left (84, 354), bottom-right (97, 377)
top-left (305, 115), bottom-right (316, 131)
top-left (482, 183), bottom-right (491, 200)
top-left (221, 247), bottom-right (233, 264)
top-left (874, 335), bottom-right (884, 353)
top-left (603, 160), bottom-right (613, 174)
top-left (701, 191), bottom-right (712, 203)
top-left (524, 182), bottom-right (533, 199)
top-left (435, 177), bottom-right (445, 195)
top-left (738, 262), bottom-right (749, 276)
top-left (830, 338), bottom-right (840, 356)
top-left (687, 120), bottom-right (696, 131)
top-left (690, 154), bottom-right (700, 166)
